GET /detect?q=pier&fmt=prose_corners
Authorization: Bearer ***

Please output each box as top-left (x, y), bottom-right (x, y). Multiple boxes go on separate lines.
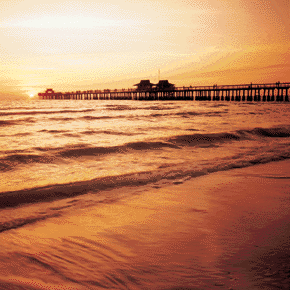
top-left (38, 82), bottom-right (290, 102)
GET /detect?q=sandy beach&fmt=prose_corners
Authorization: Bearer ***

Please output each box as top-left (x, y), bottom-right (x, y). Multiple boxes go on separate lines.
top-left (0, 159), bottom-right (290, 289)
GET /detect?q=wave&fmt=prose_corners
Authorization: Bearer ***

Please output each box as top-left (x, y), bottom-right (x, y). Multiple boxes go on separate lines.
top-left (81, 115), bottom-right (115, 120)
top-left (54, 141), bottom-right (179, 158)
top-left (62, 133), bottom-right (82, 138)
top-left (2, 154), bottom-right (53, 163)
top-left (0, 153), bottom-right (56, 171)
top-left (44, 109), bottom-right (227, 122)
top-left (147, 110), bottom-right (226, 119)
top-left (0, 117), bottom-right (35, 126)
top-left (49, 117), bottom-right (75, 121)
top-left (175, 111), bottom-right (225, 118)
top-left (0, 109), bottom-right (95, 116)
top-left (14, 132), bottom-right (32, 136)
top-left (0, 125), bottom-right (289, 172)
top-left (241, 127), bottom-right (290, 138)
top-left (105, 105), bottom-right (135, 111)
top-left (81, 115), bottom-right (139, 121)
top-left (0, 120), bottom-right (17, 126)
top-left (1, 147), bottom-right (289, 210)
top-left (0, 141), bottom-right (180, 170)
top-left (0, 213), bottom-right (60, 233)
top-left (144, 105), bottom-right (180, 110)
top-left (39, 129), bottom-right (70, 134)
top-left (105, 104), bottom-right (180, 111)
top-left (168, 132), bottom-right (242, 146)
top-left (80, 130), bottom-right (137, 136)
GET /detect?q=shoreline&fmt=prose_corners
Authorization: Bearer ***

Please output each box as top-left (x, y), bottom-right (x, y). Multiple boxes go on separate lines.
top-left (1, 154), bottom-right (290, 209)
top-left (0, 159), bottom-right (289, 289)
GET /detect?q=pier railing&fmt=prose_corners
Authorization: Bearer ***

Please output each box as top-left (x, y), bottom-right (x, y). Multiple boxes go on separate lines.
top-left (38, 82), bottom-right (290, 102)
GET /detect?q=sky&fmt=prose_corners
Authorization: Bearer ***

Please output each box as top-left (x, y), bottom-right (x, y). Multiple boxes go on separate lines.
top-left (0, 0), bottom-right (289, 98)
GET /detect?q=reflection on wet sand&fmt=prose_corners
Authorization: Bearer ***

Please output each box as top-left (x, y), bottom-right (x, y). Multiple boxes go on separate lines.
top-left (0, 160), bottom-right (290, 289)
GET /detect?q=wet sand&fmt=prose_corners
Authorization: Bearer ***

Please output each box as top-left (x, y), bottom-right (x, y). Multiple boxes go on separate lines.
top-left (0, 160), bottom-right (290, 289)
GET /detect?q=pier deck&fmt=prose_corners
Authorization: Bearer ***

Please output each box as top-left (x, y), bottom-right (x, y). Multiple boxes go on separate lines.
top-left (38, 82), bottom-right (290, 102)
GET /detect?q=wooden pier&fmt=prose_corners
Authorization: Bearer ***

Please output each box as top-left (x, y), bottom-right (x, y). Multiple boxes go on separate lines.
top-left (38, 82), bottom-right (290, 102)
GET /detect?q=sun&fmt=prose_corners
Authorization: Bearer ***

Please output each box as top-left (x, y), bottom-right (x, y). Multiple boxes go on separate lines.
top-left (29, 93), bottom-right (34, 98)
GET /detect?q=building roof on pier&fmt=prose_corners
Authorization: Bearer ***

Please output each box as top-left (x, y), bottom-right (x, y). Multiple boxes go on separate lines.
top-left (134, 80), bottom-right (155, 91)
top-left (155, 80), bottom-right (175, 91)
top-left (45, 89), bottom-right (55, 93)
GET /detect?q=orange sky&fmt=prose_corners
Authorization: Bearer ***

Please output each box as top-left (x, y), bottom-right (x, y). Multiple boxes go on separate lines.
top-left (0, 0), bottom-right (289, 98)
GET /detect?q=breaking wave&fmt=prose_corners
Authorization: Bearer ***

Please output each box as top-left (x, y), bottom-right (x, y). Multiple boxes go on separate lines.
top-left (0, 125), bottom-right (289, 172)
top-left (1, 146), bottom-right (289, 210)
top-left (0, 124), bottom-right (289, 210)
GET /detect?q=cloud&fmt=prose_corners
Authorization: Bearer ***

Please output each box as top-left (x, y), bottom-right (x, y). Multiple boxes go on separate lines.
top-left (0, 15), bottom-right (134, 29)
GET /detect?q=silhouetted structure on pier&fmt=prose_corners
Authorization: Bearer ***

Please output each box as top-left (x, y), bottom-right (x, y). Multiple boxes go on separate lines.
top-left (155, 80), bottom-right (175, 91)
top-left (134, 80), bottom-right (155, 92)
top-left (39, 81), bottom-right (290, 102)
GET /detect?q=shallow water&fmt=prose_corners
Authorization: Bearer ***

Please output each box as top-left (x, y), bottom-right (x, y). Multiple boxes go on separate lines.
top-left (1, 100), bottom-right (289, 194)
top-left (0, 99), bottom-right (290, 289)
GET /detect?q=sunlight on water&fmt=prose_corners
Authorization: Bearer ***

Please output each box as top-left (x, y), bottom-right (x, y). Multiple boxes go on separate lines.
top-left (1, 100), bottom-right (289, 193)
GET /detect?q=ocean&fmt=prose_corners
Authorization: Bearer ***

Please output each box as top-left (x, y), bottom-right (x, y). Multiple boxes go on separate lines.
top-left (0, 99), bottom-right (290, 289)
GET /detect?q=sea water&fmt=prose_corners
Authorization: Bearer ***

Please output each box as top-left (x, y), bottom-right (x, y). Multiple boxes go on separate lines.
top-left (0, 99), bottom-right (289, 289)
